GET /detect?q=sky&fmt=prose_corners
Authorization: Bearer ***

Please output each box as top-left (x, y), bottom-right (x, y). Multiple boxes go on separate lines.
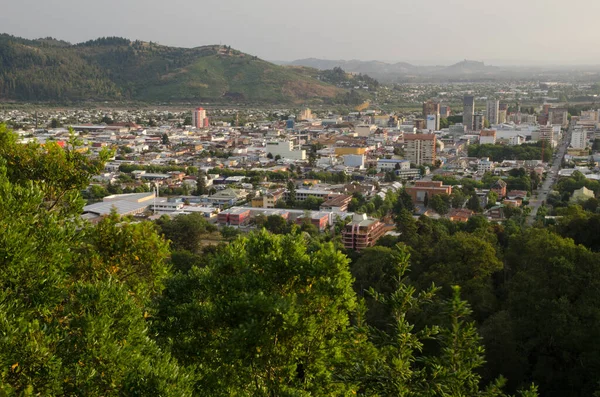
top-left (2, 0), bottom-right (600, 66)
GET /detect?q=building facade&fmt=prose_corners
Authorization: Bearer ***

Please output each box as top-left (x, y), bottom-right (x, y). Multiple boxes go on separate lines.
top-left (423, 101), bottom-right (441, 131)
top-left (342, 214), bottom-right (387, 251)
top-left (486, 100), bottom-right (499, 125)
top-left (405, 180), bottom-right (452, 203)
top-left (192, 107), bottom-right (208, 128)
top-left (463, 96), bottom-right (475, 131)
top-left (404, 134), bottom-right (437, 165)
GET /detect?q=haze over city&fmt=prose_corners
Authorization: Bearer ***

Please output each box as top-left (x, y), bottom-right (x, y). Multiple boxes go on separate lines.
top-left (2, 0), bottom-right (600, 66)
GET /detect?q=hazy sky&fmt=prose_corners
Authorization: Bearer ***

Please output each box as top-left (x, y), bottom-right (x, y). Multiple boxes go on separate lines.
top-left (2, 0), bottom-right (600, 65)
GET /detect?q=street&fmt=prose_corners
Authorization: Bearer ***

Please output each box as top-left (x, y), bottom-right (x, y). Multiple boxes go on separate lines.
top-left (527, 127), bottom-right (571, 225)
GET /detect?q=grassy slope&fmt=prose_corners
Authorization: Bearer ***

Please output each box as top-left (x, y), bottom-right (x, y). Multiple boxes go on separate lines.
top-left (0, 35), bottom-right (342, 103)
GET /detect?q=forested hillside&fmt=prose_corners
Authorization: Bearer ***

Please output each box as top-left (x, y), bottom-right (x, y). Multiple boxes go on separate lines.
top-left (0, 34), bottom-right (343, 103)
top-left (3, 123), bottom-right (600, 395)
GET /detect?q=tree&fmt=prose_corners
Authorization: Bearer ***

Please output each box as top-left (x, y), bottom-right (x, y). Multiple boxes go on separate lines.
top-left (451, 190), bottom-right (467, 208)
top-left (419, 232), bottom-right (503, 320)
top-left (423, 192), bottom-right (429, 207)
top-left (153, 230), bottom-right (358, 395)
top-left (263, 214), bottom-right (291, 234)
top-left (286, 180), bottom-right (296, 205)
top-left (467, 194), bottom-right (482, 212)
top-left (0, 153), bottom-right (193, 395)
top-left (161, 133), bottom-right (170, 145)
top-left (266, 152), bottom-right (273, 159)
top-left (195, 171), bottom-right (208, 196)
top-left (76, 211), bottom-right (172, 301)
top-left (156, 213), bottom-right (217, 253)
top-left (430, 193), bottom-right (450, 215)
top-left (487, 191), bottom-right (499, 208)
top-left (492, 229), bottom-right (600, 396)
top-left (274, 154), bottom-right (281, 161)
top-left (351, 246), bottom-right (399, 330)
top-left (220, 225), bottom-right (241, 240)
top-left (50, 118), bottom-right (60, 128)
top-left (0, 125), bottom-right (112, 216)
top-left (345, 245), bottom-right (538, 397)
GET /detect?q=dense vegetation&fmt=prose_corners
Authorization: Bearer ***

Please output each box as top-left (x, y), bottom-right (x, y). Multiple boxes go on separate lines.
top-left (3, 123), bottom-right (600, 396)
top-left (468, 142), bottom-right (553, 162)
top-left (0, 34), bottom-right (342, 103)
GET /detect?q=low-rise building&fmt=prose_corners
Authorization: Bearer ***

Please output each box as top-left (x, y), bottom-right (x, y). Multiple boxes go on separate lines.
top-left (448, 208), bottom-right (474, 222)
top-left (217, 207), bottom-right (251, 226)
top-left (405, 180), bottom-right (452, 204)
top-left (204, 188), bottom-right (249, 207)
top-left (295, 212), bottom-right (330, 231)
top-left (477, 157), bottom-right (494, 173)
top-left (377, 159), bottom-right (410, 172)
top-left (491, 179), bottom-right (507, 198)
top-left (479, 130), bottom-right (497, 145)
top-left (320, 194), bottom-right (352, 212)
top-left (571, 186), bottom-right (595, 203)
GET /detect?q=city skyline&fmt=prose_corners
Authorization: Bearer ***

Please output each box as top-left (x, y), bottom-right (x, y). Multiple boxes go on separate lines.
top-left (3, 0), bottom-right (600, 66)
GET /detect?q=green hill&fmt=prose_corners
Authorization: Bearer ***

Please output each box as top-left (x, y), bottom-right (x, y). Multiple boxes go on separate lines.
top-left (0, 35), bottom-right (343, 103)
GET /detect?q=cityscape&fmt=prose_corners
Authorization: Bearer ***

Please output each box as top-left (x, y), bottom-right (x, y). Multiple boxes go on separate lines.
top-left (2, 1), bottom-right (600, 395)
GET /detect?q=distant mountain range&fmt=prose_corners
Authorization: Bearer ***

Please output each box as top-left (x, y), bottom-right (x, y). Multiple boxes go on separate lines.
top-left (0, 34), bottom-right (345, 103)
top-left (278, 58), bottom-right (505, 82)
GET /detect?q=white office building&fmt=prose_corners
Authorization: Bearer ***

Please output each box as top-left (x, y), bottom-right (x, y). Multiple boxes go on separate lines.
top-left (571, 130), bottom-right (588, 149)
top-left (265, 140), bottom-right (306, 161)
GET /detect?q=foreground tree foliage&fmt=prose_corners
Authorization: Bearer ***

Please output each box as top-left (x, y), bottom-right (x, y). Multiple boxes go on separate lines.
top-left (153, 230), bottom-right (358, 396)
top-left (0, 160), bottom-right (193, 395)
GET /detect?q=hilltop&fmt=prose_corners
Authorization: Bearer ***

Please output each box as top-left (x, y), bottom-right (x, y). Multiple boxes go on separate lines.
top-left (288, 57), bottom-right (511, 82)
top-left (0, 34), bottom-right (344, 103)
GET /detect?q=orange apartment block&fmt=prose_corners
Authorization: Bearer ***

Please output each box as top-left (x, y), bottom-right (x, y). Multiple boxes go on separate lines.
top-left (405, 180), bottom-right (452, 204)
top-left (342, 214), bottom-right (387, 251)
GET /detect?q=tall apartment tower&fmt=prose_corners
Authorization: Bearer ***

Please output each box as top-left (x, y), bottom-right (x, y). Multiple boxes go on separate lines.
top-left (486, 99), bottom-right (499, 125)
top-left (463, 96), bottom-right (475, 131)
top-left (404, 133), bottom-right (437, 165)
top-left (422, 100), bottom-right (440, 131)
top-left (192, 107), bottom-right (208, 128)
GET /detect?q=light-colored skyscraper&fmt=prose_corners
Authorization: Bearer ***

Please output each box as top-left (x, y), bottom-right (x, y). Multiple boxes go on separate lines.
top-left (571, 130), bottom-right (587, 149)
top-left (192, 107), bottom-right (208, 128)
top-left (486, 99), bottom-right (499, 125)
top-left (463, 96), bottom-right (475, 131)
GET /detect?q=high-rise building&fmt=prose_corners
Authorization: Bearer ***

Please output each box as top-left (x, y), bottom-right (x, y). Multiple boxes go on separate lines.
top-left (440, 105), bottom-right (451, 117)
top-left (414, 119), bottom-right (426, 130)
top-left (404, 133), bottom-right (437, 165)
top-left (473, 113), bottom-right (485, 131)
top-left (486, 100), bottom-right (499, 125)
top-left (463, 96), bottom-right (475, 131)
top-left (192, 107), bottom-right (208, 129)
top-left (498, 109), bottom-right (507, 124)
top-left (299, 108), bottom-right (313, 120)
top-left (534, 125), bottom-right (555, 146)
top-left (422, 101), bottom-right (440, 130)
top-left (549, 107), bottom-right (568, 128)
top-left (571, 130), bottom-right (587, 149)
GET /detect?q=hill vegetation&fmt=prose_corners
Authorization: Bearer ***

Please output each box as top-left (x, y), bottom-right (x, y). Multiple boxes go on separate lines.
top-left (0, 34), bottom-right (343, 103)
